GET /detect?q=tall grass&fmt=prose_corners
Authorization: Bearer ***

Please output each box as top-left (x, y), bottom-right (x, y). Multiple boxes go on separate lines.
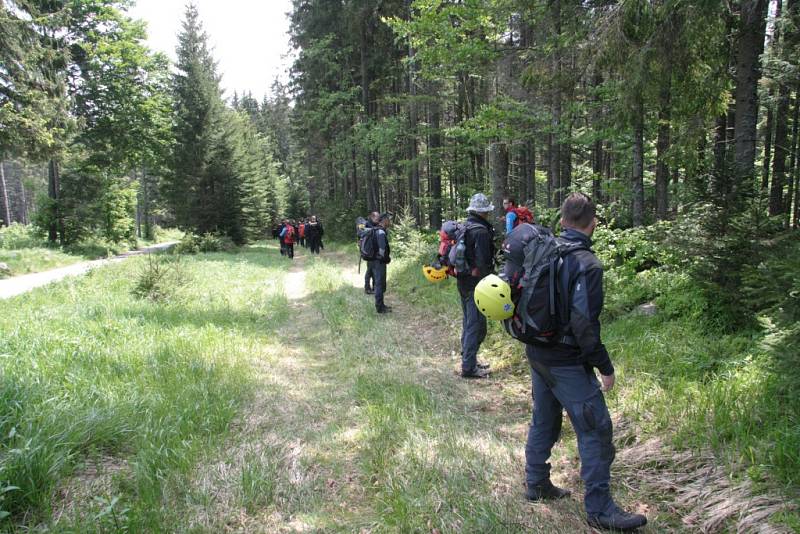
top-left (0, 245), bottom-right (288, 530)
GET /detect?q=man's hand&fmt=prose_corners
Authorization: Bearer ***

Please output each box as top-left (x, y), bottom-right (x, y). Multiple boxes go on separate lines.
top-left (600, 373), bottom-right (615, 392)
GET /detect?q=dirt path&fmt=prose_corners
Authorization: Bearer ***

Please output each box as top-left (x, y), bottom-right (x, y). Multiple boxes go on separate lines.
top-left (184, 249), bottom-right (672, 533)
top-left (0, 241), bottom-right (178, 300)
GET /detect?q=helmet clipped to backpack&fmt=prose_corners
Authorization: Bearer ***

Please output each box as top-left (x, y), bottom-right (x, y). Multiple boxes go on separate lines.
top-left (474, 274), bottom-right (514, 320)
top-left (422, 264), bottom-right (448, 283)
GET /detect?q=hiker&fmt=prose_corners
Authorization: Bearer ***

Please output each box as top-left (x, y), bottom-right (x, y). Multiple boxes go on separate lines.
top-left (298, 219), bottom-right (306, 248)
top-left (502, 197), bottom-right (534, 233)
top-left (373, 213), bottom-right (392, 313)
top-left (277, 219), bottom-right (287, 256)
top-left (364, 211), bottom-right (380, 294)
top-left (502, 197), bottom-right (518, 233)
top-left (519, 193), bottom-right (646, 531)
top-left (279, 219), bottom-right (295, 259)
top-left (457, 193), bottom-right (496, 378)
top-left (306, 215), bottom-right (324, 254)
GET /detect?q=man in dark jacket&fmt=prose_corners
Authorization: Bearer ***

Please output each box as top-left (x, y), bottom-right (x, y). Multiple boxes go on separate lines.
top-left (458, 193), bottom-right (496, 378)
top-left (523, 193), bottom-right (646, 532)
top-left (364, 211), bottom-right (379, 294)
top-left (306, 215), bottom-right (324, 254)
top-left (373, 213), bottom-right (392, 313)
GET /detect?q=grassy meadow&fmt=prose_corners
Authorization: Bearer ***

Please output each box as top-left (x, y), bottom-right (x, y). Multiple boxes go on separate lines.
top-left (0, 234), bottom-right (797, 532)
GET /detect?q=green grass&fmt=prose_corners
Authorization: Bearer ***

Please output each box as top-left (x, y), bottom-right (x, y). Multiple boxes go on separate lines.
top-left (0, 244), bottom-right (289, 530)
top-left (0, 247), bottom-right (85, 278)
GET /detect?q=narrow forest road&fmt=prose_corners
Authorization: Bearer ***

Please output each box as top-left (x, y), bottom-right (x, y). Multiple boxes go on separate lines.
top-left (184, 247), bottom-right (669, 533)
top-left (0, 241), bottom-right (178, 300)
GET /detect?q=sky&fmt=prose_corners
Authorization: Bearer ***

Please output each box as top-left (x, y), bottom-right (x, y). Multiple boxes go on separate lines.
top-left (127, 0), bottom-right (295, 100)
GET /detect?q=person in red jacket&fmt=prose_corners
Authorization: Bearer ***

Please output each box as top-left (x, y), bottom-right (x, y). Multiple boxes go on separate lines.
top-left (280, 219), bottom-right (295, 259)
top-left (298, 220), bottom-right (306, 248)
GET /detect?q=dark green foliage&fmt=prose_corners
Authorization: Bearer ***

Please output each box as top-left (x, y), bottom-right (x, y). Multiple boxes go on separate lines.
top-left (174, 232), bottom-right (236, 255)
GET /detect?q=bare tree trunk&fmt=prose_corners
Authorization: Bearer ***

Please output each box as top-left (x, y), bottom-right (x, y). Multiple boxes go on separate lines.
top-left (360, 14), bottom-right (377, 211)
top-left (490, 142), bottom-right (509, 221)
top-left (632, 90), bottom-right (645, 227)
top-left (429, 94), bottom-right (443, 229)
top-left (770, 83), bottom-right (791, 215)
top-left (762, 97), bottom-right (775, 191)
top-left (655, 60), bottom-right (672, 220)
top-left (733, 0), bottom-right (769, 203)
top-left (786, 93), bottom-right (799, 227)
top-left (48, 159), bottom-right (62, 243)
top-left (0, 160), bottom-right (10, 227)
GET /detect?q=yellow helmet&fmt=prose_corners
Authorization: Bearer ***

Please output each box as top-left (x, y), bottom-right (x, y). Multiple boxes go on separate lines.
top-left (474, 274), bottom-right (514, 320)
top-left (422, 264), bottom-right (448, 283)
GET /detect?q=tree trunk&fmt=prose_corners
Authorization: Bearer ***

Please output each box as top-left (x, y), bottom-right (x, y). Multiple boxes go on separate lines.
top-left (655, 61), bottom-right (672, 220)
top-left (770, 83), bottom-right (791, 215)
top-left (0, 160), bottom-right (10, 227)
top-left (632, 90), bottom-right (645, 227)
top-left (490, 142), bottom-right (509, 221)
top-left (429, 95), bottom-right (442, 229)
top-left (360, 14), bottom-right (377, 212)
top-left (787, 93), bottom-right (799, 227)
top-left (762, 96), bottom-right (775, 191)
top-left (528, 140), bottom-right (536, 207)
top-left (48, 159), bottom-right (62, 243)
top-left (733, 0), bottom-right (769, 202)
top-left (406, 9), bottom-right (421, 225)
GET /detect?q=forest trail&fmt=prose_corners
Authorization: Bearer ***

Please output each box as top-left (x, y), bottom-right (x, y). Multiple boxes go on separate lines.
top-left (185, 247), bottom-right (666, 533)
top-left (0, 241), bottom-right (178, 300)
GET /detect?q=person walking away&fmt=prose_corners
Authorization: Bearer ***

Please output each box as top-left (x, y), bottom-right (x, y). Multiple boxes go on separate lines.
top-left (457, 193), bottom-right (496, 378)
top-left (306, 216), bottom-right (323, 254)
top-left (373, 213), bottom-right (392, 313)
top-left (279, 221), bottom-right (296, 259)
top-left (299, 220), bottom-right (306, 248)
top-left (364, 211), bottom-right (380, 294)
top-left (278, 219), bottom-right (287, 256)
top-left (522, 193), bottom-right (646, 531)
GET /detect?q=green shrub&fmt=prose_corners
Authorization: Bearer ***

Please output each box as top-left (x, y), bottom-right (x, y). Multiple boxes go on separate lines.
top-left (132, 254), bottom-right (190, 302)
top-left (0, 223), bottom-right (48, 250)
top-left (65, 236), bottom-right (128, 258)
top-left (174, 232), bottom-right (237, 255)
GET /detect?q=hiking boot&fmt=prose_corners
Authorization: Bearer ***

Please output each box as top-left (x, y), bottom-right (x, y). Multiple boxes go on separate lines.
top-left (525, 480), bottom-right (571, 501)
top-left (376, 305), bottom-right (392, 314)
top-left (461, 367), bottom-right (489, 379)
top-left (365, 288), bottom-right (375, 294)
top-left (477, 362), bottom-right (491, 370)
top-left (587, 506), bottom-right (647, 531)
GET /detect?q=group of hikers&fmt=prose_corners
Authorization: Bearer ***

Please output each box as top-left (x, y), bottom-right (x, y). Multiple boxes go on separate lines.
top-left (273, 216), bottom-right (324, 259)
top-left (357, 192), bottom-right (647, 531)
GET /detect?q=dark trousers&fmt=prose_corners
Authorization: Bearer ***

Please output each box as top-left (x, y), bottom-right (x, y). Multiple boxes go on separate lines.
top-left (299, 237), bottom-right (305, 247)
top-left (365, 260), bottom-right (375, 290)
top-left (285, 243), bottom-right (294, 259)
top-left (309, 238), bottom-right (321, 254)
top-left (524, 352), bottom-right (616, 516)
top-left (279, 240), bottom-right (286, 255)
top-left (373, 261), bottom-right (387, 309)
top-left (458, 284), bottom-right (486, 373)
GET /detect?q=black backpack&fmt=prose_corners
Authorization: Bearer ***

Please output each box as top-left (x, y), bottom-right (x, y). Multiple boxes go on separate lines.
top-left (501, 223), bottom-right (587, 346)
top-left (358, 225), bottom-right (379, 261)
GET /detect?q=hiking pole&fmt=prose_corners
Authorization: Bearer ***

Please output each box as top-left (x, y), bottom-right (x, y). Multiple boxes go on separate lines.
top-left (358, 255), bottom-right (362, 274)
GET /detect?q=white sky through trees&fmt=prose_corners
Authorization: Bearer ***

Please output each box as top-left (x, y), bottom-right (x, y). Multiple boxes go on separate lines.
top-left (128, 0), bottom-right (294, 100)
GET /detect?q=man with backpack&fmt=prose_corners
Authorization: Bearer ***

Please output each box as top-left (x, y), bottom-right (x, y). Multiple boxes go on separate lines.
top-left (457, 193), bottom-right (496, 378)
top-left (363, 211), bottom-right (380, 294)
top-left (517, 193), bottom-right (646, 531)
top-left (373, 213), bottom-right (392, 313)
top-left (279, 219), bottom-right (296, 259)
